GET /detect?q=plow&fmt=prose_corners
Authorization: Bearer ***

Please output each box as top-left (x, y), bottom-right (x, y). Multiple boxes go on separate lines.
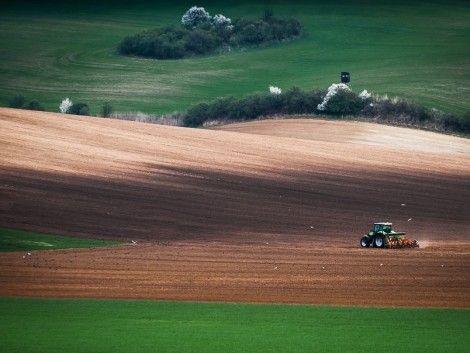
top-left (360, 222), bottom-right (419, 249)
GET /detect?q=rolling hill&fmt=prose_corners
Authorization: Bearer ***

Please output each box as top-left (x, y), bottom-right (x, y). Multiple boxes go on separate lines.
top-left (1, 108), bottom-right (469, 242)
top-left (1, 109), bottom-right (470, 307)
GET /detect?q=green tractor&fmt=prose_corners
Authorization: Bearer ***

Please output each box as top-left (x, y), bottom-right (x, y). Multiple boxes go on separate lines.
top-left (360, 222), bottom-right (419, 249)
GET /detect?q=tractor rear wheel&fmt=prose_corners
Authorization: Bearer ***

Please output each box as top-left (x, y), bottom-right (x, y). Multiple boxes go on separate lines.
top-left (360, 236), bottom-right (370, 247)
top-left (373, 235), bottom-right (385, 248)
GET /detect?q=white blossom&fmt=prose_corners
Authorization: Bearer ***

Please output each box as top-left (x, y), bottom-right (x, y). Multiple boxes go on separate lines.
top-left (375, 93), bottom-right (389, 102)
top-left (269, 85), bottom-right (282, 95)
top-left (317, 83), bottom-right (351, 111)
top-left (358, 89), bottom-right (371, 100)
top-left (181, 6), bottom-right (212, 30)
top-left (212, 14), bottom-right (233, 30)
top-left (59, 97), bottom-right (72, 114)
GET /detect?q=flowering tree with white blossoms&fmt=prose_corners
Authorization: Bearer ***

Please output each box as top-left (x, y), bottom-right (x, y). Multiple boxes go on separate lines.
top-left (211, 13), bottom-right (233, 41)
top-left (212, 14), bottom-right (233, 30)
top-left (269, 85), bottom-right (282, 95)
top-left (317, 83), bottom-right (351, 111)
top-left (181, 6), bottom-right (212, 30)
top-left (59, 97), bottom-right (73, 114)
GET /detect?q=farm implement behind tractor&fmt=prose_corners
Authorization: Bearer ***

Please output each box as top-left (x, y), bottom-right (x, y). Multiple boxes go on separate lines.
top-left (360, 222), bottom-right (419, 249)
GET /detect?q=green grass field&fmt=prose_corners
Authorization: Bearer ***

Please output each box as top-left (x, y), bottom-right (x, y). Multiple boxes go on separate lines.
top-left (1, 298), bottom-right (469, 353)
top-left (0, 227), bottom-right (123, 252)
top-left (1, 0), bottom-right (469, 115)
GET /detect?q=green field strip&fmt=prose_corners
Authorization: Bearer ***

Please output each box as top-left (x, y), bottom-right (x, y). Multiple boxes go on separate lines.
top-left (0, 297), bottom-right (468, 353)
top-left (0, 228), bottom-right (123, 252)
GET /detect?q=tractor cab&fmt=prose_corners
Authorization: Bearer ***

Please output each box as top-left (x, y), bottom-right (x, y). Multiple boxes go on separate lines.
top-left (371, 222), bottom-right (393, 235)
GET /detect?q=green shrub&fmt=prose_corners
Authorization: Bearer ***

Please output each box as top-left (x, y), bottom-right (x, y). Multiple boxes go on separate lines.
top-left (206, 96), bottom-right (240, 120)
top-left (101, 102), bottom-right (113, 118)
top-left (231, 16), bottom-right (302, 46)
top-left (9, 95), bottom-right (45, 111)
top-left (362, 98), bottom-right (433, 123)
top-left (183, 102), bottom-right (211, 127)
top-left (185, 29), bottom-right (220, 55)
top-left (118, 25), bottom-right (190, 59)
top-left (23, 100), bottom-right (45, 111)
top-left (232, 19), bottom-right (270, 44)
top-left (240, 94), bottom-right (268, 119)
top-left (324, 90), bottom-right (365, 115)
top-left (68, 102), bottom-right (91, 116)
top-left (9, 95), bottom-right (26, 108)
top-left (442, 111), bottom-right (470, 134)
top-left (460, 112), bottom-right (470, 133)
top-left (281, 87), bottom-right (323, 114)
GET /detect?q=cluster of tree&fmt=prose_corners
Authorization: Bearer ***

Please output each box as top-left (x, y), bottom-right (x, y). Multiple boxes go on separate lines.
top-left (59, 98), bottom-right (112, 117)
top-left (183, 87), bottom-right (323, 127)
top-left (7, 95), bottom-right (113, 118)
top-left (361, 100), bottom-right (470, 134)
top-left (9, 95), bottom-right (45, 111)
top-left (230, 11), bottom-right (302, 46)
top-left (118, 7), bottom-right (302, 60)
top-left (182, 86), bottom-right (470, 135)
top-left (60, 98), bottom-right (113, 117)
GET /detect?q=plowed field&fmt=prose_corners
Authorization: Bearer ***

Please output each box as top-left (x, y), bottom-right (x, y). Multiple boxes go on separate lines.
top-left (1, 109), bottom-right (469, 308)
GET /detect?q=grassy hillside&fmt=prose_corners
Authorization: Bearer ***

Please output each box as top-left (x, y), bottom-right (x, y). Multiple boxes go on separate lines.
top-left (0, 0), bottom-right (469, 115)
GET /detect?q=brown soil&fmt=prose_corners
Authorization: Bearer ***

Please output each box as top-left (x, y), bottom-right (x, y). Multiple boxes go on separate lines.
top-left (1, 109), bottom-right (469, 308)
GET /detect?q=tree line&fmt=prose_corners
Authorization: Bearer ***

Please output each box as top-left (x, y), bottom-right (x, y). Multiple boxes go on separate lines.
top-left (6, 87), bottom-right (469, 136)
top-left (182, 85), bottom-right (470, 135)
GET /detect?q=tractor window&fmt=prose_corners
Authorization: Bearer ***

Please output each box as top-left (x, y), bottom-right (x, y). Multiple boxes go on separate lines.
top-left (384, 225), bottom-right (391, 233)
top-left (374, 225), bottom-right (381, 232)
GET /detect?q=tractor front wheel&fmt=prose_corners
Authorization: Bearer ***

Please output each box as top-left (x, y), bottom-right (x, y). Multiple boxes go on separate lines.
top-left (373, 235), bottom-right (385, 248)
top-left (360, 236), bottom-right (371, 247)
